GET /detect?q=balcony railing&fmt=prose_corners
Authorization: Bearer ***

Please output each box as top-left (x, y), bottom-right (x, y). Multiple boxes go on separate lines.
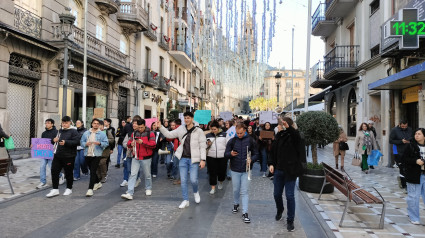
top-left (51, 25), bottom-right (127, 68)
top-left (144, 23), bottom-right (158, 41)
top-left (14, 6), bottom-right (41, 38)
top-left (95, 0), bottom-right (119, 15)
top-left (158, 34), bottom-right (170, 51)
top-left (117, 2), bottom-right (149, 33)
top-left (324, 45), bottom-right (359, 74)
top-left (312, 61), bottom-right (325, 82)
top-left (142, 69), bottom-right (160, 87)
top-left (158, 76), bottom-right (171, 92)
top-left (171, 42), bottom-right (196, 64)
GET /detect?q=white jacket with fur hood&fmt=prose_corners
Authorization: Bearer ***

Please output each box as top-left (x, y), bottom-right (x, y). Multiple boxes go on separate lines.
top-left (159, 125), bottom-right (207, 163)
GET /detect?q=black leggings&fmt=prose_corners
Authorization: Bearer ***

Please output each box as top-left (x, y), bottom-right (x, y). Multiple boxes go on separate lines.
top-left (86, 156), bottom-right (101, 189)
top-left (206, 157), bottom-right (228, 186)
top-left (51, 155), bottom-right (74, 189)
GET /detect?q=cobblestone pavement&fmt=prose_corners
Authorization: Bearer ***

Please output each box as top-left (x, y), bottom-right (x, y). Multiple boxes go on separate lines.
top-left (307, 139), bottom-right (425, 237)
top-left (0, 151), bottom-right (326, 238)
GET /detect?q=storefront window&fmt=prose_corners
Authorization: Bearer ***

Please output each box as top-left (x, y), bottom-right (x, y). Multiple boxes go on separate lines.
top-left (348, 89), bottom-right (357, 137)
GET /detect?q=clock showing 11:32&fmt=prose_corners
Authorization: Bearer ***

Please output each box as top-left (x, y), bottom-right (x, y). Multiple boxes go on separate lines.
top-left (391, 21), bottom-right (425, 36)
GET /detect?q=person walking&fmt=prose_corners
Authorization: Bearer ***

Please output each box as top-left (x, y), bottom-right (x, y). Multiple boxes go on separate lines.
top-left (157, 112), bottom-right (207, 209)
top-left (73, 120), bottom-right (88, 181)
top-left (257, 122), bottom-right (274, 178)
top-left (80, 118), bottom-right (109, 197)
top-left (36, 119), bottom-right (59, 189)
top-left (333, 126), bottom-right (348, 171)
top-left (390, 120), bottom-right (413, 189)
top-left (268, 117), bottom-right (305, 232)
top-left (169, 120), bottom-right (181, 183)
top-left (120, 120), bottom-right (141, 187)
top-left (97, 121), bottom-right (114, 184)
top-left (46, 116), bottom-right (80, 198)
top-left (121, 119), bottom-right (156, 199)
top-left (117, 116), bottom-right (132, 167)
top-left (103, 118), bottom-right (115, 170)
top-left (115, 120), bottom-right (127, 168)
top-left (403, 128), bottom-right (425, 225)
top-left (151, 121), bottom-right (164, 178)
top-left (354, 123), bottom-right (378, 174)
top-left (206, 120), bottom-right (228, 194)
top-left (225, 123), bottom-right (259, 223)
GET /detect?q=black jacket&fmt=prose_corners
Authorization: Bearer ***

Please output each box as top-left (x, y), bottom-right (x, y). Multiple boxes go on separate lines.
top-left (106, 127), bottom-right (116, 150)
top-left (403, 140), bottom-right (425, 184)
top-left (389, 126), bottom-right (413, 155)
top-left (76, 127), bottom-right (87, 140)
top-left (268, 127), bottom-right (305, 178)
top-left (225, 135), bottom-right (259, 173)
top-left (42, 126), bottom-right (58, 143)
top-left (0, 123), bottom-right (9, 147)
top-left (54, 128), bottom-right (80, 158)
top-left (119, 122), bottom-right (133, 145)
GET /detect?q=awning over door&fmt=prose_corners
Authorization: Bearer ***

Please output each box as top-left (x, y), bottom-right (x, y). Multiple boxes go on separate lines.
top-left (368, 61), bottom-right (425, 90)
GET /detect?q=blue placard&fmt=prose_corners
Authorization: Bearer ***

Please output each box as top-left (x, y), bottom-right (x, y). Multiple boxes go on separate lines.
top-left (194, 110), bottom-right (212, 125)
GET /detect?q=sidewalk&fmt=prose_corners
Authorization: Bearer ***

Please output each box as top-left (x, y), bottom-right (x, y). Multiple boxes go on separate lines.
top-left (304, 143), bottom-right (425, 238)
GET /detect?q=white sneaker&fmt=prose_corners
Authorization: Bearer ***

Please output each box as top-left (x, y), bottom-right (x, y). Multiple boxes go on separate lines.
top-left (36, 183), bottom-right (47, 189)
top-left (217, 182), bottom-right (223, 190)
top-left (63, 188), bottom-right (72, 196)
top-left (146, 190), bottom-right (152, 196)
top-left (86, 189), bottom-right (93, 197)
top-left (179, 200), bottom-right (189, 209)
top-left (209, 188), bottom-right (216, 194)
top-left (194, 192), bottom-right (201, 204)
top-left (59, 174), bottom-right (65, 185)
top-left (120, 180), bottom-right (128, 187)
top-left (46, 189), bottom-right (60, 198)
top-left (121, 193), bottom-right (133, 200)
top-left (262, 172), bottom-right (266, 178)
top-left (135, 178), bottom-right (141, 188)
top-left (152, 175), bottom-right (157, 178)
top-left (93, 182), bottom-right (102, 191)
top-left (410, 219), bottom-right (421, 225)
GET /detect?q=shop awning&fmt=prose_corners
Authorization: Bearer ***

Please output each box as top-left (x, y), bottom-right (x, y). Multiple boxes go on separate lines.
top-left (308, 86), bottom-right (331, 102)
top-left (368, 61), bottom-right (425, 90)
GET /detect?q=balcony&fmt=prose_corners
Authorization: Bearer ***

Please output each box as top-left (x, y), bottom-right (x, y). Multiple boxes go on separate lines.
top-left (169, 42), bottom-right (195, 69)
top-left (117, 2), bottom-right (148, 34)
top-left (95, 0), bottom-right (119, 15)
top-left (325, 0), bottom-right (358, 18)
top-left (312, 3), bottom-right (337, 37)
top-left (14, 6), bottom-right (42, 38)
top-left (158, 76), bottom-right (171, 92)
top-left (323, 45), bottom-right (359, 80)
top-left (51, 26), bottom-right (128, 70)
top-left (141, 69), bottom-right (160, 88)
top-left (144, 23), bottom-right (158, 41)
top-left (158, 34), bottom-right (170, 51)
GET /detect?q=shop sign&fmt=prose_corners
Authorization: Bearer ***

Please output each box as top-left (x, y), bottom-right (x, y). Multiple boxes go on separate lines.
top-left (402, 85), bottom-right (421, 104)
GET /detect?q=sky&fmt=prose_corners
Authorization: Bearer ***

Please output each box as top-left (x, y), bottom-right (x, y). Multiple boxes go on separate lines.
top-left (268, 0), bottom-right (324, 70)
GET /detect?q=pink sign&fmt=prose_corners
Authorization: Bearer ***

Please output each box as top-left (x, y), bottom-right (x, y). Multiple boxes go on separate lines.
top-left (145, 118), bottom-right (158, 130)
top-left (31, 138), bottom-right (54, 159)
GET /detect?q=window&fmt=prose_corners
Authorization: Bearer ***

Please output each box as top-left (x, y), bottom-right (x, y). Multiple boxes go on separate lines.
top-left (120, 35), bottom-right (129, 54)
top-left (295, 82), bottom-right (300, 88)
top-left (370, 0), bottom-right (380, 16)
top-left (347, 89), bottom-right (357, 137)
top-left (183, 72), bottom-right (186, 88)
top-left (285, 73), bottom-right (288, 77)
top-left (69, 0), bottom-right (82, 28)
top-left (159, 56), bottom-right (164, 77)
top-left (145, 47), bottom-right (151, 69)
top-left (170, 61), bottom-right (173, 77)
top-left (96, 16), bottom-right (107, 42)
top-left (179, 68), bottom-right (182, 86)
top-left (370, 44), bottom-right (380, 58)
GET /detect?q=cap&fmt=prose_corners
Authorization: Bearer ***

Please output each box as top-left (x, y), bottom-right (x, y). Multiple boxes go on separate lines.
top-left (61, 116), bottom-right (71, 122)
top-left (367, 120), bottom-right (374, 125)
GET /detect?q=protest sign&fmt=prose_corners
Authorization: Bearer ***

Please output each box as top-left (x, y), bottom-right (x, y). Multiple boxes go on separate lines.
top-left (194, 110), bottom-right (212, 125)
top-left (259, 111), bottom-right (279, 124)
top-left (93, 108), bottom-right (104, 119)
top-left (31, 138), bottom-right (54, 159)
top-left (179, 113), bottom-right (185, 125)
top-left (144, 118), bottom-right (158, 129)
top-left (219, 111), bottom-right (233, 122)
top-left (260, 130), bottom-right (275, 139)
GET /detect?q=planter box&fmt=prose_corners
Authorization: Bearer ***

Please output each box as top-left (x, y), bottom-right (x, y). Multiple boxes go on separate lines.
top-left (299, 168), bottom-right (334, 194)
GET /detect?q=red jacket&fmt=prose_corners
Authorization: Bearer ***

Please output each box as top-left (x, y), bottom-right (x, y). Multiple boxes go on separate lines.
top-left (127, 128), bottom-right (156, 160)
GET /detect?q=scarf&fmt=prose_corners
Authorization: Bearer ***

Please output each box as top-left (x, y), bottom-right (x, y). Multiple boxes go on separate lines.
top-left (87, 128), bottom-right (100, 156)
top-left (363, 131), bottom-right (372, 152)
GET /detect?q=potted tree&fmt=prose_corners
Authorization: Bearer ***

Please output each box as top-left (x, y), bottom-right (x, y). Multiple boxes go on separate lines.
top-left (297, 111), bottom-right (340, 193)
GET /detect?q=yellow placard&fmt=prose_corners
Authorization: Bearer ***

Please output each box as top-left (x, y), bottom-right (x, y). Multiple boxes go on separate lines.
top-left (402, 85), bottom-right (420, 104)
top-left (93, 108), bottom-right (104, 119)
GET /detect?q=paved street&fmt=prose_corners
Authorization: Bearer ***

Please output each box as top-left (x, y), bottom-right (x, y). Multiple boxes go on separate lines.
top-left (0, 151), bottom-right (327, 238)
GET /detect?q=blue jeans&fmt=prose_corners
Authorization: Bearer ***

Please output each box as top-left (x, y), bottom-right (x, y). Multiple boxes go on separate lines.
top-left (407, 174), bottom-right (425, 222)
top-left (151, 151), bottom-right (159, 176)
top-left (273, 169), bottom-right (296, 222)
top-left (74, 149), bottom-right (88, 178)
top-left (165, 152), bottom-right (174, 175)
top-left (127, 159), bottom-right (152, 195)
top-left (260, 147), bottom-right (268, 172)
top-left (172, 155), bottom-right (180, 179)
top-left (231, 170), bottom-right (251, 214)
top-left (179, 158), bottom-right (199, 201)
top-left (116, 145), bottom-right (127, 165)
top-left (40, 159), bottom-right (52, 184)
top-left (123, 157), bottom-right (140, 181)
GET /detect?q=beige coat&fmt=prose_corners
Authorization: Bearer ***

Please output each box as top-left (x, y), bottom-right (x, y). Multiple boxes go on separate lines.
top-left (333, 131), bottom-right (348, 156)
top-left (354, 130), bottom-right (378, 155)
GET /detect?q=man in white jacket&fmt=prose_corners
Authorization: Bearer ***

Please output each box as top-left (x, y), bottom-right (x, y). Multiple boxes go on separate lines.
top-left (157, 112), bottom-right (207, 209)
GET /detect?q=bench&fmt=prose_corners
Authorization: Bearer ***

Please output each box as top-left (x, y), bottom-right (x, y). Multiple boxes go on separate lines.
top-left (318, 162), bottom-right (385, 229)
top-left (0, 148), bottom-right (14, 194)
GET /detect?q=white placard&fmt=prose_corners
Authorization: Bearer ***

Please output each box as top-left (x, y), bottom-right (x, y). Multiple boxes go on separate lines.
top-left (219, 111), bottom-right (233, 122)
top-left (179, 113), bottom-right (185, 125)
top-left (259, 111), bottom-right (279, 124)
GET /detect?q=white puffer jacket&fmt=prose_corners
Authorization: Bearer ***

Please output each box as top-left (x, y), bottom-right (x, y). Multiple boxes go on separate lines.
top-left (206, 131), bottom-right (227, 158)
top-left (159, 124), bottom-right (206, 163)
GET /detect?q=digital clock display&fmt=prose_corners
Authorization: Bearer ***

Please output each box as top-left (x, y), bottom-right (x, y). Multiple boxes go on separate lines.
top-left (390, 21), bottom-right (425, 36)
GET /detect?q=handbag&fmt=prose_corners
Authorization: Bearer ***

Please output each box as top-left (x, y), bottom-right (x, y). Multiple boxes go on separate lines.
top-left (4, 137), bottom-right (15, 150)
top-left (351, 152), bottom-right (362, 166)
top-left (367, 150), bottom-right (383, 166)
top-left (339, 141), bottom-right (349, 151)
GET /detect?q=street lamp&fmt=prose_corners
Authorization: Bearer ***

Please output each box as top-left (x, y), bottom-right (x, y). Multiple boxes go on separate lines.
top-left (200, 85), bottom-right (205, 110)
top-left (59, 7), bottom-right (75, 117)
top-left (275, 71), bottom-right (282, 106)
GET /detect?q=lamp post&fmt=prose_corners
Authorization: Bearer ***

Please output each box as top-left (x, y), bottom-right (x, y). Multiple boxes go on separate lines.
top-left (291, 27), bottom-right (294, 120)
top-left (275, 71), bottom-right (282, 108)
top-left (200, 85), bottom-right (204, 110)
top-left (59, 7), bottom-right (76, 117)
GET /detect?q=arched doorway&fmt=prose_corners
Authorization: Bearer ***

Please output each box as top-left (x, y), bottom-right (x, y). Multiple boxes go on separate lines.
top-left (347, 88), bottom-right (357, 137)
top-left (329, 94), bottom-right (337, 118)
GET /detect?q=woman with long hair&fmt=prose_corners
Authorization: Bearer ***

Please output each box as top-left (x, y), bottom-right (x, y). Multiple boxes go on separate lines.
top-left (333, 126), bottom-right (348, 171)
top-left (257, 122), bottom-right (274, 177)
top-left (354, 122), bottom-right (377, 174)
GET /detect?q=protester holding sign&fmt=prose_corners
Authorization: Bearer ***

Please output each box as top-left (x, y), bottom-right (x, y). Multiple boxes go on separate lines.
top-left (46, 116), bottom-right (80, 198)
top-left (257, 122), bottom-right (274, 178)
top-left (36, 119), bottom-right (58, 189)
